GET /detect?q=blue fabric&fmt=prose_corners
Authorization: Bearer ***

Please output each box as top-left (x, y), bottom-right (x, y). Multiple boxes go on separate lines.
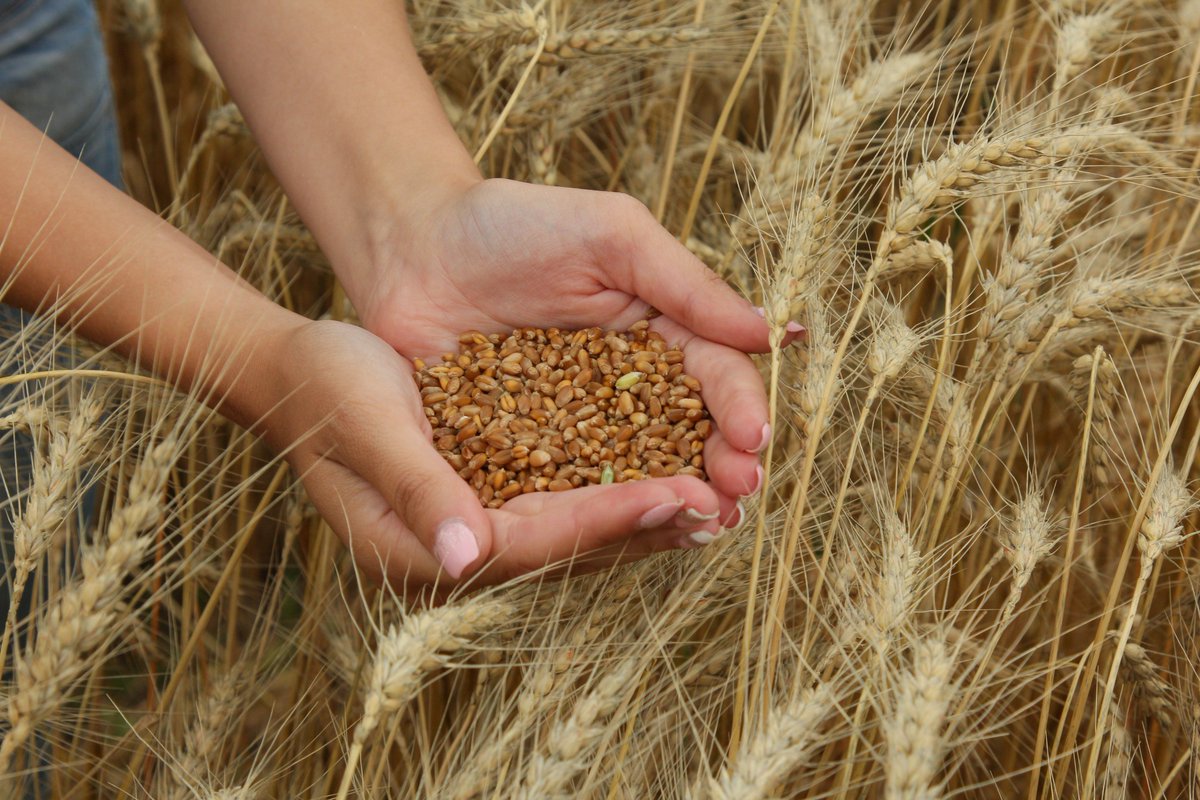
top-left (0, 0), bottom-right (124, 187)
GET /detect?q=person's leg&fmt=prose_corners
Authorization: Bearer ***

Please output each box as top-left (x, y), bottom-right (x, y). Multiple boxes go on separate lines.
top-left (0, 0), bottom-right (125, 188)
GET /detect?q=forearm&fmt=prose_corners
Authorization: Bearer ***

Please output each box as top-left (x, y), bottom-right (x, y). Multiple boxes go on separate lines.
top-left (0, 103), bottom-right (300, 428)
top-left (182, 0), bottom-right (480, 305)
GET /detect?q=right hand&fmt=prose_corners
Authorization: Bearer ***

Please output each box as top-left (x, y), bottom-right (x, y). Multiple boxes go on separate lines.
top-left (258, 320), bottom-right (726, 590)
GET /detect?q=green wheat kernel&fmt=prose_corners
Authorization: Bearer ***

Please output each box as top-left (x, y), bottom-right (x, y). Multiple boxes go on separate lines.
top-left (615, 372), bottom-right (643, 390)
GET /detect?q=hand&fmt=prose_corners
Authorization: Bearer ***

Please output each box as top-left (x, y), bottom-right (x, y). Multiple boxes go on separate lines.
top-left (259, 319), bottom-right (730, 590)
top-left (347, 179), bottom-right (804, 521)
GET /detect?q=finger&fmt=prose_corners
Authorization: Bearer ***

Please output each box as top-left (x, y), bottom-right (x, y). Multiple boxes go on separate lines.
top-left (349, 419), bottom-right (494, 582)
top-left (601, 193), bottom-right (772, 354)
top-left (703, 431), bottom-right (763, 498)
top-left (618, 486), bottom-right (747, 552)
top-left (752, 306), bottom-right (807, 347)
top-left (482, 475), bottom-right (719, 580)
top-left (592, 488), bottom-right (741, 556)
top-left (650, 316), bottom-right (770, 454)
top-left (297, 457), bottom-right (445, 586)
top-left (715, 491), bottom-right (746, 530)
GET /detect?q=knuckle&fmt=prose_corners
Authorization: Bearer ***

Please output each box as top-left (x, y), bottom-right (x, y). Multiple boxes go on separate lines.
top-left (607, 192), bottom-right (655, 231)
top-left (610, 190), bottom-right (649, 215)
top-left (390, 464), bottom-right (438, 523)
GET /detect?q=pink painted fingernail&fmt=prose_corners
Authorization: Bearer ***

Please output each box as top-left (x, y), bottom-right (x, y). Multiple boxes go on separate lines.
top-left (433, 518), bottom-right (480, 579)
top-left (786, 321), bottom-right (805, 334)
top-left (753, 423), bottom-right (771, 453)
top-left (639, 500), bottom-right (684, 530)
top-left (730, 501), bottom-right (746, 529)
top-left (753, 305), bottom-right (765, 317)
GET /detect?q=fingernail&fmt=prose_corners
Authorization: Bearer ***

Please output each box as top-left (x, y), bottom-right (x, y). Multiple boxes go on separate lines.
top-left (753, 423), bottom-right (771, 453)
top-left (675, 507), bottom-right (720, 527)
top-left (786, 321), bottom-right (805, 334)
top-left (717, 502), bottom-right (746, 536)
top-left (684, 530), bottom-right (718, 548)
top-left (753, 305), bottom-right (765, 317)
top-left (748, 464), bottom-right (764, 496)
top-left (433, 518), bottom-right (480, 579)
top-left (639, 500), bottom-right (684, 530)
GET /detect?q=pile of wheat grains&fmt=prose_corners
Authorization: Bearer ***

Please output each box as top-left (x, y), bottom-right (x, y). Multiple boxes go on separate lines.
top-left (413, 322), bottom-right (711, 506)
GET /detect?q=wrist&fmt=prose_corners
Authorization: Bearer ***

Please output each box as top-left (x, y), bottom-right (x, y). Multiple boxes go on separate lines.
top-left (202, 295), bottom-right (311, 434)
top-left (335, 152), bottom-right (482, 317)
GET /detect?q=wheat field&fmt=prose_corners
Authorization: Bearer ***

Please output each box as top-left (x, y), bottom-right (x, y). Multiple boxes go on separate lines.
top-left (1, 0), bottom-right (1199, 796)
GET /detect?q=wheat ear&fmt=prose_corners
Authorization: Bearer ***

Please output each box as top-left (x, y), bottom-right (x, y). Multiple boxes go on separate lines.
top-left (1102, 712), bottom-right (1134, 800)
top-left (1070, 350), bottom-right (1119, 490)
top-left (336, 597), bottom-right (514, 800)
top-left (883, 636), bottom-right (956, 800)
top-left (1, 396), bottom-right (102, 670)
top-left (997, 487), bottom-right (1059, 623)
top-left (512, 657), bottom-right (638, 800)
top-left (708, 683), bottom-right (836, 800)
top-left (0, 437), bottom-right (176, 773)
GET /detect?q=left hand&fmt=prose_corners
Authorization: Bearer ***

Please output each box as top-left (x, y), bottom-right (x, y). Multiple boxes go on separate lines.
top-left (346, 178), bottom-right (803, 522)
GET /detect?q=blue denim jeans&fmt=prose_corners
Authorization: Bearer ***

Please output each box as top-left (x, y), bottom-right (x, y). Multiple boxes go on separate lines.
top-left (0, 0), bottom-right (124, 187)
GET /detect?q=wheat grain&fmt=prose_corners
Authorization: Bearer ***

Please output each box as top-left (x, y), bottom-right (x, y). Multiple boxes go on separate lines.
top-left (416, 326), bottom-right (711, 505)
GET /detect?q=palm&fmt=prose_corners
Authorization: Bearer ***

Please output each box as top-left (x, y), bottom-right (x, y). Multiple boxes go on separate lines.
top-left (351, 179), bottom-right (781, 518)
top-left (270, 322), bottom-right (728, 591)
top-left (363, 179), bottom-right (662, 358)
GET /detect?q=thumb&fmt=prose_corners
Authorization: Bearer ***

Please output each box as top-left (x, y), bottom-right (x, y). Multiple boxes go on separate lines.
top-left (604, 193), bottom-right (773, 353)
top-left (359, 422), bottom-right (493, 581)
